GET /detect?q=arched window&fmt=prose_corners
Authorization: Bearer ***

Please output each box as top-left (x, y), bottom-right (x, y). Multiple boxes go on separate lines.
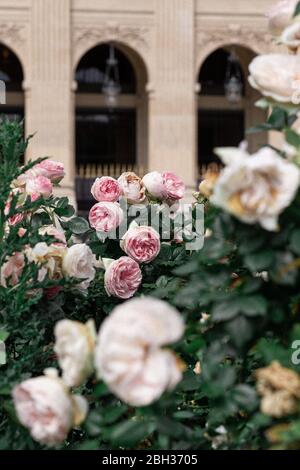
top-left (75, 44), bottom-right (136, 94)
top-left (199, 48), bottom-right (245, 96)
top-left (197, 45), bottom-right (265, 175)
top-left (75, 43), bottom-right (148, 214)
top-left (0, 44), bottom-right (24, 122)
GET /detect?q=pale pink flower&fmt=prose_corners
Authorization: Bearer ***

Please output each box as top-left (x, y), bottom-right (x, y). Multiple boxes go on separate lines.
top-left (118, 172), bottom-right (147, 204)
top-left (39, 225), bottom-right (67, 246)
top-left (94, 297), bottom-right (185, 406)
top-left (62, 244), bottom-right (95, 290)
top-left (12, 370), bottom-right (88, 446)
top-left (121, 225), bottom-right (161, 264)
top-left (142, 171), bottom-right (167, 200)
top-left (267, 0), bottom-right (298, 36)
top-left (25, 175), bottom-right (53, 199)
top-left (162, 172), bottom-right (185, 200)
top-left (212, 146), bottom-right (300, 231)
top-left (17, 227), bottom-right (27, 237)
top-left (36, 160), bottom-right (65, 183)
top-left (4, 201), bottom-right (24, 226)
top-left (54, 319), bottom-right (96, 387)
top-left (91, 176), bottom-right (121, 202)
top-left (0, 252), bottom-right (25, 288)
top-left (89, 202), bottom-right (124, 233)
top-left (104, 256), bottom-right (142, 299)
top-left (248, 54), bottom-right (300, 103)
top-left (25, 242), bottom-right (66, 281)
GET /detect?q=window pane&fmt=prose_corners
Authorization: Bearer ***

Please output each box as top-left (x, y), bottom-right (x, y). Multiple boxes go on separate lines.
top-left (198, 109), bottom-right (244, 165)
top-left (76, 108), bottom-right (136, 166)
top-left (199, 49), bottom-right (245, 96)
top-left (0, 45), bottom-right (23, 91)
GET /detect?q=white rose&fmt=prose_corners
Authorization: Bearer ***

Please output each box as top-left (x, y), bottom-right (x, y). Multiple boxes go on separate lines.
top-left (142, 171), bottom-right (166, 200)
top-left (25, 242), bottom-right (66, 281)
top-left (62, 244), bottom-right (95, 290)
top-left (211, 146), bottom-right (300, 231)
top-left (94, 297), bottom-right (185, 407)
top-left (54, 319), bottom-right (96, 387)
top-left (248, 54), bottom-right (300, 103)
top-left (12, 369), bottom-right (88, 446)
top-left (267, 0), bottom-right (298, 36)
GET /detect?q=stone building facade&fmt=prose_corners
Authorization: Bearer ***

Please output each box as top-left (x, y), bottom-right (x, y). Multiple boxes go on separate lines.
top-left (0, 0), bottom-right (279, 204)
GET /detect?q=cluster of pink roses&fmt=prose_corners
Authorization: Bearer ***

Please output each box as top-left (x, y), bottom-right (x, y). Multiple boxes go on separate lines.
top-left (4, 160), bottom-right (65, 228)
top-left (88, 170), bottom-right (185, 299)
top-left (88, 170), bottom-right (185, 234)
top-left (103, 223), bottom-right (161, 299)
top-left (16, 159), bottom-right (65, 201)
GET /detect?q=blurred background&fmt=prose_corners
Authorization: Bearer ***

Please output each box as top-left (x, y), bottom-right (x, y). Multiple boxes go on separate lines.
top-left (0, 0), bottom-right (278, 212)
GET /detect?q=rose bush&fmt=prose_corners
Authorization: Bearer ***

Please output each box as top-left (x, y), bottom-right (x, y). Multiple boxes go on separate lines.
top-left (2, 0), bottom-right (300, 452)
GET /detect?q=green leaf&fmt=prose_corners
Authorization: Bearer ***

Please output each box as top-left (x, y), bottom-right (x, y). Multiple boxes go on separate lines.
top-left (240, 295), bottom-right (267, 317)
top-left (92, 382), bottom-right (110, 398)
top-left (212, 299), bottom-right (241, 322)
top-left (246, 124), bottom-right (273, 135)
top-left (69, 217), bottom-right (90, 234)
top-left (110, 419), bottom-right (156, 447)
top-left (294, 1), bottom-right (300, 17)
top-left (225, 316), bottom-right (254, 349)
top-left (244, 251), bottom-right (274, 271)
top-left (285, 128), bottom-right (300, 149)
top-left (238, 236), bottom-right (265, 255)
top-left (290, 229), bottom-right (300, 255)
top-left (0, 330), bottom-right (9, 342)
top-left (0, 347), bottom-right (6, 366)
top-left (173, 260), bottom-right (198, 276)
top-left (74, 440), bottom-right (102, 450)
top-left (267, 108), bottom-right (287, 129)
top-left (256, 338), bottom-right (292, 367)
top-left (173, 411), bottom-right (195, 420)
top-left (102, 405), bottom-right (128, 425)
top-left (179, 370), bottom-right (201, 391)
top-left (232, 384), bottom-right (258, 412)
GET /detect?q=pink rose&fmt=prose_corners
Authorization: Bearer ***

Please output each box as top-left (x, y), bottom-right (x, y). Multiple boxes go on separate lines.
top-left (104, 256), bottom-right (142, 299)
top-left (89, 202), bottom-right (124, 233)
top-left (118, 172), bottom-right (146, 204)
top-left (0, 252), bottom-right (25, 287)
top-left (142, 171), bottom-right (167, 200)
top-left (18, 227), bottom-right (27, 237)
top-left (94, 297), bottom-right (184, 406)
top-left (36, 160), bottom-right (65, 183)
top-left (39, 225), bottom-right (67, 246)
top-left (121, 225), bottom-right (161, 264)
top-left (4, 202), bottom-right (24, 226)
top-left (91, 176), bottom-right (121, 202)
top-left (25, 175), bottom-right (53, 200)
top-left (12, 372), bottom-right (88, 446)
top-left (162, 172), bottom-right (185, 201)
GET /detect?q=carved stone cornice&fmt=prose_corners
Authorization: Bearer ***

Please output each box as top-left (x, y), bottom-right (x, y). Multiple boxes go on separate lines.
top-left (196, 23), bottom-right (275, 64)
top-left (73, 23), bottom-right (151, 69)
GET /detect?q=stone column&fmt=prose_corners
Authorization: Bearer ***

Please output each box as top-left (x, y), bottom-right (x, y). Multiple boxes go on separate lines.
top-left (149, 0), bottom-right (196, 195)
top-left (25, 0), bottom-right (75, 203)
